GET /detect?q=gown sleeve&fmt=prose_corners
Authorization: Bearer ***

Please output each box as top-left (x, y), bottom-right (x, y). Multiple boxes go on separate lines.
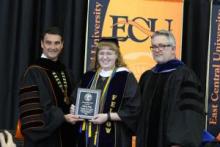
top-left (166, 68), bottom-right (205, 146)
top-left (117, 72), bottom-right (141, 132)
top-left (19, 67), bottom-right (65, 142)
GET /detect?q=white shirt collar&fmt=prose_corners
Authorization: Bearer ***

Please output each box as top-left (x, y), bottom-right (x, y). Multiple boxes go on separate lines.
top-left (41, 53), bottom-right (48, 59)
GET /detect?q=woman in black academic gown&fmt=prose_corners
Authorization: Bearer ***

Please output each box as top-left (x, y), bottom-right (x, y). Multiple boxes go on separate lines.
top-left (72, 37), bottom-right (141, 147)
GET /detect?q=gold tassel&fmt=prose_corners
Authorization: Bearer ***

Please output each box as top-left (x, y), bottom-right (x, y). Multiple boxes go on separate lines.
top-left (88, 122), bottom-right (92, 137)
top-left (94, 128), bottom-right (98, 145)
top-left (82, 120), bottom-right (86, 131)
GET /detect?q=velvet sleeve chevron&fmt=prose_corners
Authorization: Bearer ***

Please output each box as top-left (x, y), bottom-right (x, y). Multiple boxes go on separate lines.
top-left (178, 80), bottom-right (204, 115)
top-left (18, 66), bottom-right (65, 142)
top-left (19, 85), bottom-right (44, 131)
top-left (166, 67), bottom-right (205, 147)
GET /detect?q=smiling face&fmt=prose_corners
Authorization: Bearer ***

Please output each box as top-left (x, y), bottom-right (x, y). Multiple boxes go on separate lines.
top-left (151, 35), bottom-right (176, 64)
top-left (41, 33), bottom-right (63, 61)
top-left (97, 46), bottom-right (118, 71)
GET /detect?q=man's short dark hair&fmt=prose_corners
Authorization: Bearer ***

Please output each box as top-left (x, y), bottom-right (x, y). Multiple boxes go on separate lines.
top-left (41, 26), bottom-right (63, 41)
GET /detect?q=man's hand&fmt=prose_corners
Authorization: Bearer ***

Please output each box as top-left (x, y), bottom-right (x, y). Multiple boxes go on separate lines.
top-left (64, 114), bottom-right (83, 124)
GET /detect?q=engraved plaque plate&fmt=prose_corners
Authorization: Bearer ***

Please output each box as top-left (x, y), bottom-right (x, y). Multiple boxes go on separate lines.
top-left (75, 88), bottom-right (101, 119)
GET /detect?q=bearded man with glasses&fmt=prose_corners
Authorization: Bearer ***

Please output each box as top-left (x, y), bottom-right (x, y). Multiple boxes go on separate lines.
top-left (136, 30), bottom-right (205, 147)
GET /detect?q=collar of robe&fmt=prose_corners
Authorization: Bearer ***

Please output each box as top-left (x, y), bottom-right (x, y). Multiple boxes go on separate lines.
top-left (99, 69), bottom-right (114, 77)
top-left (99, 67), bottom-right (129, 77)
top-left (152, 59), bottom-right (184, 73)
top-left (35, 58), bottom-right (65, 71)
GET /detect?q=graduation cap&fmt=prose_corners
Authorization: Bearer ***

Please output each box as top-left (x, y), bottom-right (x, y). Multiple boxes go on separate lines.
top-left (99, 37), bottom-right (119, 47)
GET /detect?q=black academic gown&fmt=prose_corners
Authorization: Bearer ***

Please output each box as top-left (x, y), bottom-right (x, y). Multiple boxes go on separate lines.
top-left (74, 69), bottom-right (141, 147)
top-left (136, 62), bottom-right (205, 147)
top-left (19, 58), bottom-right (77, 147)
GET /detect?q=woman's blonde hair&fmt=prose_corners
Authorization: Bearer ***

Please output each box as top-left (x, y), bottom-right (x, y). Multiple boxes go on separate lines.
top-left (91, 38), bottom-right (127, 70)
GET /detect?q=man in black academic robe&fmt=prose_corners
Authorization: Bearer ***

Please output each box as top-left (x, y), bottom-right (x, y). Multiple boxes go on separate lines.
top-left (136, 30), bottom-right (205, 147)
top-left (19, 27), bottom-right (80, 147)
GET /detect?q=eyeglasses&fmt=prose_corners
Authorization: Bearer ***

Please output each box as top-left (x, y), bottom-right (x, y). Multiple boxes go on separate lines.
top-left (150, 44), bottom-right (172, 51)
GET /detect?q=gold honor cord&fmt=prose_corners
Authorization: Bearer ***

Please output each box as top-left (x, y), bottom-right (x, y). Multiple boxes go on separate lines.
top-left (92, 68), bottom-right (116, 145)
top-left (52, 71), bottom-right (70, 104)
top-left (81, 68), bottom-right (117, 146)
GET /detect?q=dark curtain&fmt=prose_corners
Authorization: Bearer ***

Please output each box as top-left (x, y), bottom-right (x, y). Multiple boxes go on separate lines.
top-left (182, 0), bottom-right (210, 88)
top-left (0, 0), bottom-right (87, 129)
top-left (0, 0), bottom-right (211, 130)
